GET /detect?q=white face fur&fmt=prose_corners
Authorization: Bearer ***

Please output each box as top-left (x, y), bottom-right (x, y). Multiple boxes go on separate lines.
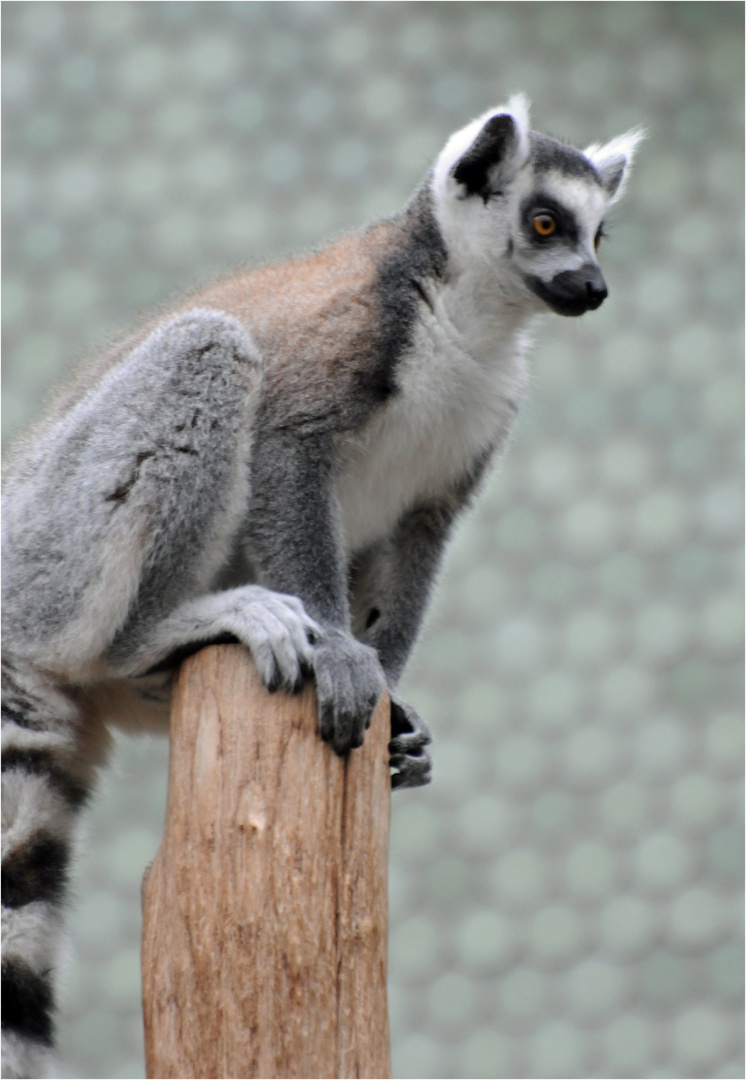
top-left (432, 95), bottom-right (644, 318)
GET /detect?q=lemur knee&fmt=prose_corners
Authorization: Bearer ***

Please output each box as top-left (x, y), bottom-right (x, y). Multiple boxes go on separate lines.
top-left (146, 308), bottom-right (261, 373)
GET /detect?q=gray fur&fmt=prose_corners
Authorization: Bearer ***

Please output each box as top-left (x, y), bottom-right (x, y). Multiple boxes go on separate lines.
top-left (530, 132), bottom-right (600, 182)
top-left (2, 98), bottom-right (640, 1075)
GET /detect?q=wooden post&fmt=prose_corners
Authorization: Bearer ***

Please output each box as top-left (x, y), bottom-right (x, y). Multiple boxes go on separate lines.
top-left (141, 645), bottom-right (392, 1079)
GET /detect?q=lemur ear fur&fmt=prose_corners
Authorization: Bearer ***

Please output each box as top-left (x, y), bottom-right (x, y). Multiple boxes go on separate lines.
top-left (452, 114), bottom-right (518, 197)
top-left (584, 128), bottom-right (646, 203)
top-left (447, 95), bottom-right (531, 201)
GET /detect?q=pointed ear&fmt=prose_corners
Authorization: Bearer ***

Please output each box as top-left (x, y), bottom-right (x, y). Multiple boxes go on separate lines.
top-left (584, 128), bottom-right (646, 203)
top-left (439, 95), bottom-right (531, 201)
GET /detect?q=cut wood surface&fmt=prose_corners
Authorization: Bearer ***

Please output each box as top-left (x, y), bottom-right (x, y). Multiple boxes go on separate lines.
top-left (141, 644), bottom-right (392, 1079)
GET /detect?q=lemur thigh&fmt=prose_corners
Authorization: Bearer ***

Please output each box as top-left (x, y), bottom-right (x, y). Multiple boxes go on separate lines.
top-left (2, 309), bottom-right (316, 690)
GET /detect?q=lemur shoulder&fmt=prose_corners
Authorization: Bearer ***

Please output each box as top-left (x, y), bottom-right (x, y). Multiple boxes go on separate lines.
top-left (1, 95), bottom-right (642, 1079)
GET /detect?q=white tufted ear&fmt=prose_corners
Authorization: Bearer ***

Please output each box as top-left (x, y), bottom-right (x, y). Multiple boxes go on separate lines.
top-left (584, 128), bottom-right (646, 203)
top-left (434, 94), bottom-right (532, 201)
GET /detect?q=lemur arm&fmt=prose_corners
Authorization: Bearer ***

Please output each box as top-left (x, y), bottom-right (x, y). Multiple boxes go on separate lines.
top-left (245, 425), bottom-right (386, 757)
top-left (349, 467), bottom-right (489, 788)
top-left (348, 504), bottom-right (452, 789)
top-left (351, 500), bottom-right (454, 686)
top-left (353, 451), bottom-right (491, 683)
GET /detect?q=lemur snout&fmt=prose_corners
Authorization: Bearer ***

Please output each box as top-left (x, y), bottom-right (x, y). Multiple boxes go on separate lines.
top-left (551, 264), bottom-right (608, 315)
top-left (523, 263), bottom-right (608, 317)
top-left (583, 265), bottom-right (609, 309)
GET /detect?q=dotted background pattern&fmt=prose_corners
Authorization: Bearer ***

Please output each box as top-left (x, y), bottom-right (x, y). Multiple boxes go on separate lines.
top-left (2, 4), bottom-right (743, 1078)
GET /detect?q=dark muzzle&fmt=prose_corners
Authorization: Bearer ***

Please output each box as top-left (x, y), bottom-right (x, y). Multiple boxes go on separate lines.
top-left (525, 263), bottom-right (608, 317)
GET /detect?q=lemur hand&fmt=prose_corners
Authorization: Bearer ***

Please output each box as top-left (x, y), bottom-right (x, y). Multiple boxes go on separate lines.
top-left (389, 691), bottom-right (432, 789)
top-left (312, 627), bottom-right (387, 756)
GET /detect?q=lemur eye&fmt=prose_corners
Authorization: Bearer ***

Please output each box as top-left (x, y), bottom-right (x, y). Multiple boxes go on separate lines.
top-left (594, 226), bottom-right (605, 251)
top-left (533, 213), bottom-right (557, 238)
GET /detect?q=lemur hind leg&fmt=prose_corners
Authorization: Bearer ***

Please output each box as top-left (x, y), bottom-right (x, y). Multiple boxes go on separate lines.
top-left (98, 311), bottom-right (319, 689)
top-left (4, 309), bottom-right (317, 693)
top-left (2, 311), bottom-right (320, 1077)
top-left (1, 310), bottom-right (318, 1077)
top-left (109, 586), bottom-right (317, 693)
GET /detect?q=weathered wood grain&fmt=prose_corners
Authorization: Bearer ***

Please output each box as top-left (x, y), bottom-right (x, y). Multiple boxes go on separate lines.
top-left (142, 644), bottom-right (391, 1079)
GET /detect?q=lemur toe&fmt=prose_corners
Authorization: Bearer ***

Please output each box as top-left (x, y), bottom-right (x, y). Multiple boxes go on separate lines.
top-left (269, 672), bottom-right (283, 693)
top-left (390, 749), bottom-right (432, 789)
top-left (389, 693), bottom-right (432, 789)
top-left (389, 727), bottom-right (431, 755)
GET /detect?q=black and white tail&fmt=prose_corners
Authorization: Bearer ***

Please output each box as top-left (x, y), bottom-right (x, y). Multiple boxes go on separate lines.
top-left (1, 657), bottom-right (103, 1080)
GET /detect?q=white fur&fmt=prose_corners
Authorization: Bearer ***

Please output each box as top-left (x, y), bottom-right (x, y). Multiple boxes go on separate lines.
top-left (337, 274), bottom-right (530, 552)
top-left (1, 1032), bottom-right (54, 1080)
top-left (1, 772), bottom-right (78, 858)
top-left (1, 903), bottom-right (64, 974)
top-left (1, 720), bottom-right (78, 762)
top-left (339, 102), bottom-right (641, 553)
top-left (584, 128), bottom-right (646, 203)
top-left (433, 93), bottom-right (532, 199)
top-left (432, 95), bottom-right (532, 274)
top-left (511, 173), bottom-right (609, 281)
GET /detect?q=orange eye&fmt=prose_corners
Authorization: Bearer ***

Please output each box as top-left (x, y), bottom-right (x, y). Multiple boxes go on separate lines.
top-left (594, 229), bottom-right (603, 251)
top-left (533, 213), bottom-right (557, 237)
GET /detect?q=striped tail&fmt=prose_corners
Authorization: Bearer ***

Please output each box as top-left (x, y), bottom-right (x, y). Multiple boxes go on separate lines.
top-left (1, 658), bottom-right (102, 1080)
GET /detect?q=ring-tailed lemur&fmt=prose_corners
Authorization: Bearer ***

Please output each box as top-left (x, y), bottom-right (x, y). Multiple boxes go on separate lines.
top-left (1, 96), bottom-right (642, 1078)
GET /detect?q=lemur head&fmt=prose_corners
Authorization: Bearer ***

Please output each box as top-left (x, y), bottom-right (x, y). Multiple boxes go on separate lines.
top-left (432, 95), bottom-right (644, 317)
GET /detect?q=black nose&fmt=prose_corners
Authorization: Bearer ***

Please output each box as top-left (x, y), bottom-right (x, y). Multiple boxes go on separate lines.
top-left (586, 274), bottom-right (608, 310)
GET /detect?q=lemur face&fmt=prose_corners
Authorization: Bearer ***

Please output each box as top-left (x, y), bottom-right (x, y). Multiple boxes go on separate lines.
top-left (510, 136), bottom-right (611, 317)
top-left (432, 96), bottom-right (644, 318)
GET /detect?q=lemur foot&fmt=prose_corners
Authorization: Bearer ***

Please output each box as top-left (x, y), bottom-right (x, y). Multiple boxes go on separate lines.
top-left (312, 628), bottom-right (386, 756)
top-left (235, 588), bottom-right (320, 693)
top-left (389, 692), bottom-right (432, 789)
top-left (114, 586), bottom-right (319, 691)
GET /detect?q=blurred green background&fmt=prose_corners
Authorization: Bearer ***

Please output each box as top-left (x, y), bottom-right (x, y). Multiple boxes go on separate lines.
top-left (3, 3), bottom-right (743, 1078)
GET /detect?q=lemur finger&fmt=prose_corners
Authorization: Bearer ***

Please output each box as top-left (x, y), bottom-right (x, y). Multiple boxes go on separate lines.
top-left (316, 668), bottom-right (339, 744)
top-left (319, 701), bottom-right (348, 751)
top-left (241, 615), bottom-right (298, 689)
top-left (275, 592), bottom-right (320, 630)
top-left (255, 602), bottom-right (315, 662)
top-left (266, 592), bottom-right (321, 646)
top-left (334, 721), bottom-right (367, 756)
top-left (318, 695), bottom-right (367, 756)
top-left (267, 622), bottom-right (309, 689)
top-left (325, 677), bottom-right (366, 754)
top-left (251, 641), bottom-right (282, 693)
top-left (246, 605), bottom-right (315, 691)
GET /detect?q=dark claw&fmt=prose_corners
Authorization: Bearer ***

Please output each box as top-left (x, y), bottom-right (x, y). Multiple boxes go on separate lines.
top-left (291, 666), bottom-right (310, 694)
top-left (319, 704), bottom-right (335, 745)
top-left (337, 726), bottom-right (364, 754)
top-left (265, 664), bottom-right (282, 694)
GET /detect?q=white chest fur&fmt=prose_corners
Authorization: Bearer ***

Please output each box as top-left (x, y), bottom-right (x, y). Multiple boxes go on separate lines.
top-left (336, 287), bottom-right (530, 553)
